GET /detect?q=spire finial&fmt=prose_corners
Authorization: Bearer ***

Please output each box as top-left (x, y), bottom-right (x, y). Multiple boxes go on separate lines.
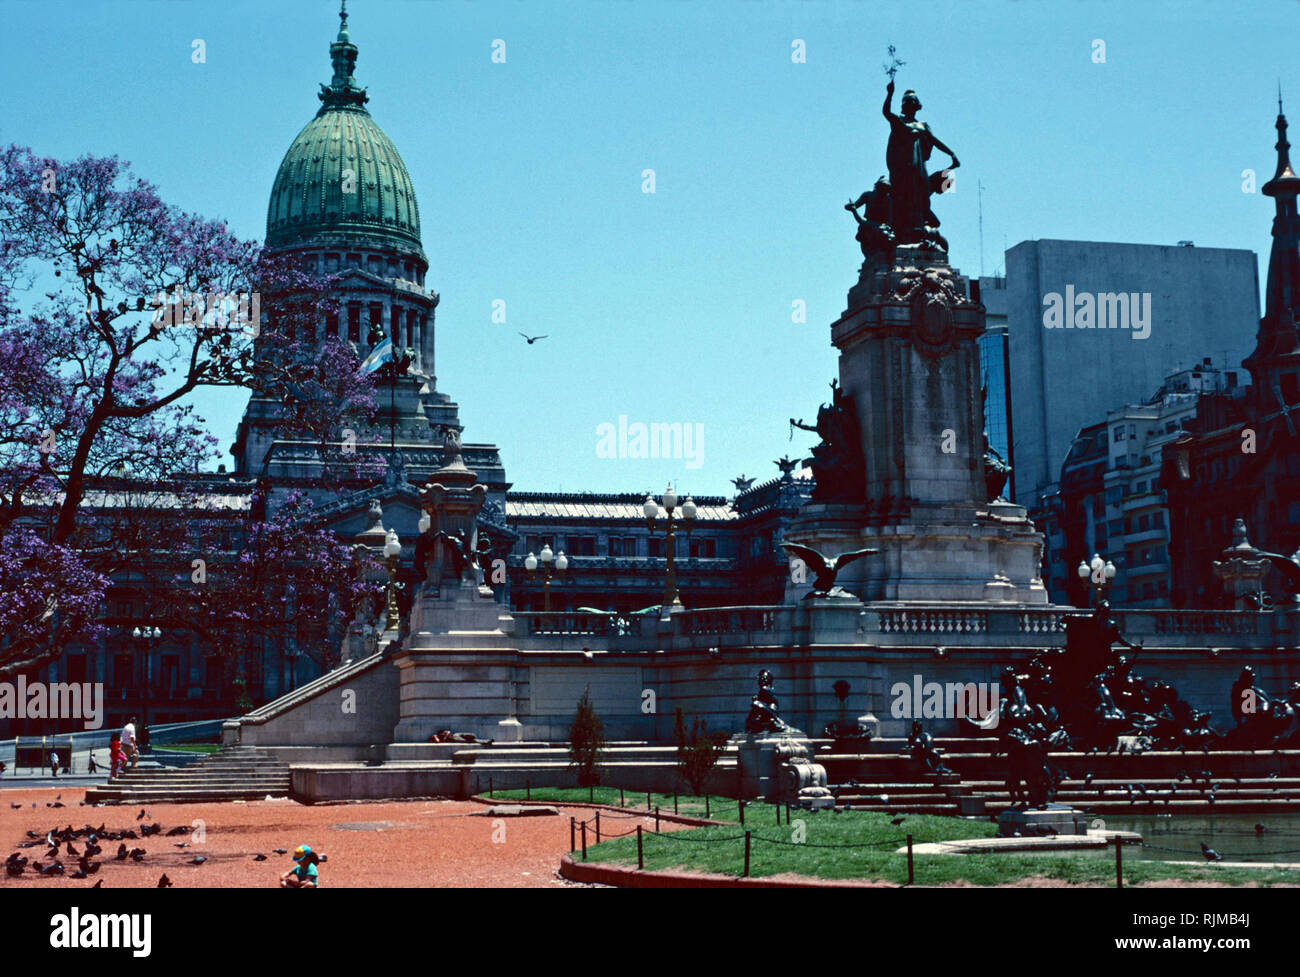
top-left (318, 0), bottom-right (368, 112)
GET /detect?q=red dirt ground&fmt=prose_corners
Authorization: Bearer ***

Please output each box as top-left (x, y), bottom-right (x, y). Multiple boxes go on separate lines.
top-left (0, 788), bottom-right (673, 888)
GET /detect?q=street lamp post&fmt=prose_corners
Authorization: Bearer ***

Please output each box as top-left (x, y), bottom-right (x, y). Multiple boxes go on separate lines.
top-left (129, 625), bottom-right (161, 728)
top-left (644, 485), bottom-right (696, 611)
top-left (383, 528), bottom-right (403, 632)
top-left (1076, 553), bottom-right (1117, 606)
top-left (524, 543), bottom-right (568, 613)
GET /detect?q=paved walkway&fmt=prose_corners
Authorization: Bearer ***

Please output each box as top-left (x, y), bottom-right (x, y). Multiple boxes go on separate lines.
top-left (0, 787), bottom-right (657, 887)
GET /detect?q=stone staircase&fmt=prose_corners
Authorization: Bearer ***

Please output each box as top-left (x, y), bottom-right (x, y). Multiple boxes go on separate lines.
top-left (821, 738), bottom-right (1300, 816)
top-left (84, 746), bottom-right (291, 805)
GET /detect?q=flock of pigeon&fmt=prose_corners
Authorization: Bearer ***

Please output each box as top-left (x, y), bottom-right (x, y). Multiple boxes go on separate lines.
top-left (4, 806), bottom-right (289, 887)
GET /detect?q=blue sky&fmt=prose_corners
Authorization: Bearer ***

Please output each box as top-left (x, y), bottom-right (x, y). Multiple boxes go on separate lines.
top-left (4, 0), bottom-right (1296, 496)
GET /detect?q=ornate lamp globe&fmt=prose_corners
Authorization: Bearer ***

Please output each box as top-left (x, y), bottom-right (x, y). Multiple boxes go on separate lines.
top-left (663, 485), bottom-right (677, 510)
top-left (1077, 560), bottom-right (1090, 579)
top-left (643, 495), bottom-right (658, 520)
top-left (539, 544), bottom-right (554, 565)
top-left (682, 496), bottom-right (697, 521)
top-left (555, 550), bottom-right (568, 572)
top-left (524, 552), bottom-right (538, 572)
top-left (384, 530), bottom-right (401, 558)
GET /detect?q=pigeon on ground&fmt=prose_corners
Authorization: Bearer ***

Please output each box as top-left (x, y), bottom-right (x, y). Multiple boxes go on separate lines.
top-left (38, 860), bottom-right (65, 875)
top-left (91, 879), bottom-right (103, 889)
top-left (188, 855), bottom-right (206, 865)
top-left (136, 810), bottom-right (147, 821)
top-left (157, 874), bottom-right (172, 888)
top-left (165, 826), bottom-right (189, 837)
top-left (174, 842), bottom-right (189, 848)
top-left (272, 848), bottom-right (287, 855)
top-left (1256, 823), bottom-right (1268, 834)
top-left (1201, 842), bottom-right (1222, 861)
top-left (252, 854), bottom-right (267, 861)
top-left (9, 803), bottom-right (20, 810)
top-left (115, 844), bottom-right (128, 861)
top-left (890, 816), bottom-right (906, 825)
top-left (129, 848), bottom-right (146, 862)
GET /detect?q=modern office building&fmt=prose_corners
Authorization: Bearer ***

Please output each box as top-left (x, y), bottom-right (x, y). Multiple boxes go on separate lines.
top-left (976, 275), bottom-right (1013, 496)
top-left (1005, 239), bottom-right (1259, 510)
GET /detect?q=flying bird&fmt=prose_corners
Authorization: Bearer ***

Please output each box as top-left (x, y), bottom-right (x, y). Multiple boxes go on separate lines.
top-left (779, 542), bottom-right (880, 595)
top-left (517, 332), bottom-right (548, 345)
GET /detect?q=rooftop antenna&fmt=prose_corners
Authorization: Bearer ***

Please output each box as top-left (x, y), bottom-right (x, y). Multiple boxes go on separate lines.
top-left (978, 180), bottom-right (985, 279)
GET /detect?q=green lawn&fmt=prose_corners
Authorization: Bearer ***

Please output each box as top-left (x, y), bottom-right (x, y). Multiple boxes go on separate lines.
top-left (153, 743), bottom-right (221, 754)
top-left (498, 787), bottom-right (1300, 887)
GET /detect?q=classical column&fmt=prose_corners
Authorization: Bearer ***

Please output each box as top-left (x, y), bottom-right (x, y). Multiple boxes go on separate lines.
top-left (419, 311), bottom-right (433, 377)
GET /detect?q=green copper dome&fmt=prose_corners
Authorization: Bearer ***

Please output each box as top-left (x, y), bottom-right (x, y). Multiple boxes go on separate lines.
top-left (265, 6), bottom-right (423, 254)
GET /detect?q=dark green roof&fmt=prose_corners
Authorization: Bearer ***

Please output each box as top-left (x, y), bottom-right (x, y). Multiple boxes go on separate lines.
top-left (265, 6), bottom-right (423, 254)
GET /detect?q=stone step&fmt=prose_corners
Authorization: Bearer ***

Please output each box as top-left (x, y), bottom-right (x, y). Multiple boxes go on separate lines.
top-left (103, 779), bottom-right (291, 789)
top-left (86, 788), bottom-right (289, 804)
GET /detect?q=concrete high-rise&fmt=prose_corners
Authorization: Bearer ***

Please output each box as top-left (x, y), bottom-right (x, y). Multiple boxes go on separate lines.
top-left (1005, 239), bottom-right (1259, 509)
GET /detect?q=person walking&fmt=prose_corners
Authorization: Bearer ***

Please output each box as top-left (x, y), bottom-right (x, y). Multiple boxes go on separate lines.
top-left (121, 716), bottom-right (139, 770)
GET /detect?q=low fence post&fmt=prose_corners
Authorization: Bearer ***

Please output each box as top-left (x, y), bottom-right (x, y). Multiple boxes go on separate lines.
top-left (637, 825), bottom-right (644, 869)
top-left (1115, 837), bottom-right (1123, 889)
top-left (743, 830), bottom-right (751, 878)
top-left (581, 821), bottom-right (588, 860)
top-left (570, 817), bottom-right (576, 853)
top-left (595, 810), bottom-right (601, 844)
top-left (655, 806), bottom-right (661, 833)
top-left (906, 834), bottom-right (914, 886)
top-left (705, 794), bottom-right (710, 819)
top-left (619, 788), bottom-right (625, 808)
top-left (525, 779), bottom-right (530, 801)
top-left (739, 800), bottom-right (745, 825)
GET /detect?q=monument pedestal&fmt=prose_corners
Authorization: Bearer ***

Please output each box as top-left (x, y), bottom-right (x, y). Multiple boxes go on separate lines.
top-left (786, 247), bottom-right (1046, 605)
top-left (732, 731), bottom-right (834, 809)
top-left (997, 802), bottom-right (1088, 837)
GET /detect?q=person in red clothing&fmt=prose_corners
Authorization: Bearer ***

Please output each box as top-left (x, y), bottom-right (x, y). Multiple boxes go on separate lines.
top-left (109, 735), bottom-right (124, 779)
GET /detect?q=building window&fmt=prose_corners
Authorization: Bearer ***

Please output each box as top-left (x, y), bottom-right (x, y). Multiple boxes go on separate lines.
top-left (689, 538), bottom-right (716, 558)
top-left (113, 654), bottom-right (133, 689)
top-left (1113, 426), bottom-right (1125, 442)
top-left (648, 537), bottom-right (663, 558)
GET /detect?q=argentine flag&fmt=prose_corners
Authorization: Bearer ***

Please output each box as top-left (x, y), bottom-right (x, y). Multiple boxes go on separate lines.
top-left (360, 336), bottom-right (394, 374)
